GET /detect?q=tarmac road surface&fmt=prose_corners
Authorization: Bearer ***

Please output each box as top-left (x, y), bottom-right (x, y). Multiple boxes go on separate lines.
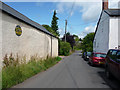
top-left (13, 51), bottom-right (120, 89)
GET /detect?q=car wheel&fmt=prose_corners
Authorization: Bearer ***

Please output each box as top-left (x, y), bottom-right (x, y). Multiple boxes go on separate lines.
top-left (105, 67), bottom-right (112, 79)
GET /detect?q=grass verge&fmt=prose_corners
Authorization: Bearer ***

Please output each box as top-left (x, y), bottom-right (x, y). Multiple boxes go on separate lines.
top-left (2, 56), bottom-right (61, 89)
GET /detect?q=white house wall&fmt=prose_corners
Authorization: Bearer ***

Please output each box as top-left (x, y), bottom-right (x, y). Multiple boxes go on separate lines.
top-left (93, 11), bottom-right (109, 54)
top-left (52, 37), bottom-right (58, 57)
top-left (109, 17), bottom-right (119, 49)
top-left (1, 12), bottom-right (58, 62)
top-left (118, 18), bottom-right (120, 47)
top-left (0, 10), bottom-right (2, 68)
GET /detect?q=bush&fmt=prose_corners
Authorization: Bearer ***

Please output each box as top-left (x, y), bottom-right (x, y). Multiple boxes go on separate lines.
top-left (81, 32), bottom-right (94, 52)
top-left (59, 41), bottom-right (71, 56)
top-left (2, 56), bottom-right (61, 88)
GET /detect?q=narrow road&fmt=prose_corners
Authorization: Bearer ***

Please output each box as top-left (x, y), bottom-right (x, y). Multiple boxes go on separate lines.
top-left (13, 51), bottom-right (119, 88)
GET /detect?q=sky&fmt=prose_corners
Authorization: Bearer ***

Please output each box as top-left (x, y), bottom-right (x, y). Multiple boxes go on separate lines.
top-left (4, 0), bottom-right (120, 38)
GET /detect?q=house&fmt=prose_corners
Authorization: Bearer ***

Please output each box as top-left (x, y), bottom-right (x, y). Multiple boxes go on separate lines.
top-left (93, 0), bottom-right (120, 54)
top-left (0, 2), bottom-right (58, 62)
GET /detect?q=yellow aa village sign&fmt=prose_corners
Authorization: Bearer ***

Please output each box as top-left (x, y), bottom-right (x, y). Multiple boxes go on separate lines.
top-left (15, 25), bottom-right (22, 36)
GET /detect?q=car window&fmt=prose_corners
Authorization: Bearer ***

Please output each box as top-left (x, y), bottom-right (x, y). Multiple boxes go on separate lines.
top-left (117, 51), bottom-right (120, 59)
top-left (111, 50), bottom-right (117, 60)
top-left (107, 50), bottom-right (112, 56)
top-left (87, 52), bottom-right (91, 56)
top-left (94, 54), bottom-right (106, 58)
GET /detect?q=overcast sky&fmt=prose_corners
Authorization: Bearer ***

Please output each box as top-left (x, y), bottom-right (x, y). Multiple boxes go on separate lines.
top-left (4, 0), bottom-right (120, 38)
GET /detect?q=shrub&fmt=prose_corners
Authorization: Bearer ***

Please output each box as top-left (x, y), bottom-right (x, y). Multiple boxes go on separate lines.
top-left (2, 56), bottom-right (61, 88)
top-left (59, 41), bottom-right (71, 56)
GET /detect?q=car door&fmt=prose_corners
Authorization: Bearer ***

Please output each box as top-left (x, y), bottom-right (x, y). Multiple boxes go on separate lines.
top-left (89, 53), bottom-right (93, 63)
top-left (116, 51), bottom-right (120, 80)
top-left (110, 50), bottom-right (118, 77)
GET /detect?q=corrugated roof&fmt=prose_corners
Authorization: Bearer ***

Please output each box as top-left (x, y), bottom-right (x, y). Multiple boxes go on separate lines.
top-left (104, 9), bottom-right (120, 16)
top-left (0, 2), bottom-right (58, 38)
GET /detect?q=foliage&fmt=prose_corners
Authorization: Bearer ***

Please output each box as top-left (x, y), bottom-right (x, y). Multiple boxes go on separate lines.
top-left (81, 32), bottom-right (94, 52)
top-left (59, 41), bottom-right (71, 56)
top-left (73, 34), bottom-right (79, 42)
top-left (42, 25), bottom-right (58, 37)
top-left (51, 10), bottom-right (59, 36)
top-left (62, 32), bottom-right (75, 50)
top-left (73, 34), bottom-right (82, 50)
top-left (73, 43), bottom-right (81, 50)
top-left (2, 55), bottom-right (61, 88)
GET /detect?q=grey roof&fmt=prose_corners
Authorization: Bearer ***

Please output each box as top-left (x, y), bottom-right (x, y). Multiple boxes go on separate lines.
top-left (0, 2), bottom-right (57, 38)
top-left (104, 9), bottom-right (120, 16)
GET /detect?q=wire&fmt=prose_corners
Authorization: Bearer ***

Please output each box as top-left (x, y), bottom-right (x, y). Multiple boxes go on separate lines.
top-left (67, 20), bottom-right (97, 27)
top-left (67, 0), bottom-right (76, 21)
top-left (67, 14), bottom-right (109, 27)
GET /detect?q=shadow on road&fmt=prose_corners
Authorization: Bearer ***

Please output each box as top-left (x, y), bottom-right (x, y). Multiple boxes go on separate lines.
top-left (97, 71), bottom-right (120, 89)
top-left (80, 53), bottom-right (120, 89)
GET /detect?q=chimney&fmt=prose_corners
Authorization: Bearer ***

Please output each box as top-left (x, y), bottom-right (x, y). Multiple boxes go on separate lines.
top-left (102, 0), bottom-right (108, 10)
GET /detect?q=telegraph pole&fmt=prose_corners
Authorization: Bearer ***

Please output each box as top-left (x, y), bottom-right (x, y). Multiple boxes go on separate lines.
top-left (65, 20), bottom-right (67, 42)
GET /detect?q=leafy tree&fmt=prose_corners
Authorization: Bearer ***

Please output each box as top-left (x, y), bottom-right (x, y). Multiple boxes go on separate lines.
top-left (79, 38), bottom-right (82, 41)
top-left (81, 32), bottom-right (94, 52)
top-left (42, 25), bottom-right (58, 37)
top-left (51, 10), bottom-right (59, 36)
top-left (73, 34), bottom-right (79, 43)
top-left (62, 32), bottom-right (75, 50)
top-left (72, 34), bottom-right (81, 50)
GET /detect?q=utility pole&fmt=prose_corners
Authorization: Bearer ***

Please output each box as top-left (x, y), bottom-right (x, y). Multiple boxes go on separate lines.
top-left (65, 19), bottom-right (67, 42)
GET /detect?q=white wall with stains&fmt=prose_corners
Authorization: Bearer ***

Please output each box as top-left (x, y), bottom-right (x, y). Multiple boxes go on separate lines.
top-left (109, 17), bottom-right (119, 49)
top-left (93, 11), bottom-right (120, 53)
top-left (93, 11), bottom-right (109, 54)
top-left (0, 12), bottom-right (58, 63)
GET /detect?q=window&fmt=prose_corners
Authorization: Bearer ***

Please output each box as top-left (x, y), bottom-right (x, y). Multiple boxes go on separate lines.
top-left (87, 52), bottom-right (92, 57)
top-left (112, 50), bottom-right (117, 55)
top-left (107, 50), bottom-right (112, 56)
top-left (117, 51), bottom-right (120, 59)
top-left (111, 50), bottom-right (117, 60)
top-left (94, 54), bottom-right (106, 58)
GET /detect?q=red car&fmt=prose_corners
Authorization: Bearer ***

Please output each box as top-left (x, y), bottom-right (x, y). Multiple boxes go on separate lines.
top-left (105, 49), bottom-right (120, 80)
top-left (89, 52), bottom-right (106, 66)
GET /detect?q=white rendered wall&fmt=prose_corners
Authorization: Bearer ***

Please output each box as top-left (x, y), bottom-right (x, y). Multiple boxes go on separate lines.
top-left (118, 18), bottom-right (120, 47)
top-left (0, 10), bottom-right (2, 62)
top-left (52, 37), bottom-right (58, 57)
top-left (1, 12), bottom-right (58, 62)
top-left (93, 11), bottom-right (109, 54)
top-left (109, 17), bottom-right (119, 49)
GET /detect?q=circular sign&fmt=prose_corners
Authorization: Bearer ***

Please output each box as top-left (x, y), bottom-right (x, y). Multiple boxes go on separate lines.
top-left (15, 25), bottom-right (22, 36)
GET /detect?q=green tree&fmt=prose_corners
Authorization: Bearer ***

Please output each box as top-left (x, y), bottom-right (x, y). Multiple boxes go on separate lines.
top-left (81, 32), bottom-right (94, 52)
top-left (73, 34), bottom-right (81, 50)
top-left (62, 32), bottom-right (75, 50)
top-left (73, 34), bottom-right (79, 42)
top-left (79, 38), bottom-right (82, 41)
top-left (42, 25), bottom-right (58, 37)
top-left (51, 10), bottom-right (59, 36)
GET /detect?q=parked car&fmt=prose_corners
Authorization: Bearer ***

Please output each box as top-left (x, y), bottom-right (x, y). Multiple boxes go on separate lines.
top-left (105, 49), bottom-right (120, 80)
top-left (89, 52), bottom-right (106, 66)
top-left (82, 52), bottom-right (86, 58)
top-left (84, 52), bottom-right (92, 61)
